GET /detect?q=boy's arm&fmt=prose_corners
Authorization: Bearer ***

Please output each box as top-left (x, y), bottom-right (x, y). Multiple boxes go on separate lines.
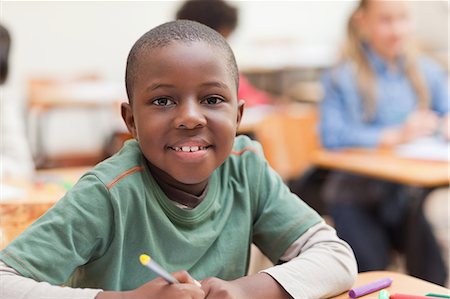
top-left (201, 221), bottom-right (357, 299)
top-left (261, 221), bottom-right (357, 298)
top-left (0, 261), bottom-right (204, 299)
top-left (96, 271), bottom-right (204, 299)
top-left (0, 260), bottom-right (102, 299)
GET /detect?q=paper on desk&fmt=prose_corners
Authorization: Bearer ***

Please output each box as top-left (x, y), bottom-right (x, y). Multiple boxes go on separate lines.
top-left (395, 137), bottom-right (449, 161)
top-left (0, 183), bottom-right (26, 201)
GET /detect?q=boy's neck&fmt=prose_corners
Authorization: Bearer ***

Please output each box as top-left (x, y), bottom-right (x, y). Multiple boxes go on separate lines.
top-left (147, 162), bottom-right (208, 208)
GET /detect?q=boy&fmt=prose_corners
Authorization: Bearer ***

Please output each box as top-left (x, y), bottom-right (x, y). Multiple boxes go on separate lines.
top-left (0, 20), bottom-right (356, 299)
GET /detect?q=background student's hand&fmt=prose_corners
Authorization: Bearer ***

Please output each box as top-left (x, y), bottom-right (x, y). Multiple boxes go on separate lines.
top-left (380, 110), bottom-right (440, 147)
top-left (401, 110), bottom-right (440, 141)
top-left (97, 270), bottom-right (204, 299)
top-left (442, 114), bottom-right (449, 141)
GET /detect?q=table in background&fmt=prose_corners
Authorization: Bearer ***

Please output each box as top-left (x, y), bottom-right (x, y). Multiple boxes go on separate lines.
top-left (313, 148), bottom-right (449, 188)
top-left (331, 271), bottom-right (449, 299)
top-left (0, 167), bottom-right (89, 248)
top-left (28, 77), bottom-right (125, 168)
top-left (313, 148), bottom-right (449, 278)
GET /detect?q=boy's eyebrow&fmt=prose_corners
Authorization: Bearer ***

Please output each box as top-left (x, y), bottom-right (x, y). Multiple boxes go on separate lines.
top-left (147, 83), bottom-right (176, 91)
top-left (200, 81), bottom-right (229, 89)
top-left (147, 81), bottom-right (229, 91)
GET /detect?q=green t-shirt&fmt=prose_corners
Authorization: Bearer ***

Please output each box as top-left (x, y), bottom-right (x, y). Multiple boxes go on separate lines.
top-left (0, 136), bottom-right (321, 291)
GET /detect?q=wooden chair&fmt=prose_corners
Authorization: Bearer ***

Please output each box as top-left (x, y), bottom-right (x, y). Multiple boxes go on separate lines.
top-left (253, 104), bottom-right (319, 181)
top-left (249, 106), bottom-right (327, 272)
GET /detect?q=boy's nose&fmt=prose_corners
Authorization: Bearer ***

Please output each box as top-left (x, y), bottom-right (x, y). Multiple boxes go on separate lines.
top-left (174, 100), bottom-right (207, 129)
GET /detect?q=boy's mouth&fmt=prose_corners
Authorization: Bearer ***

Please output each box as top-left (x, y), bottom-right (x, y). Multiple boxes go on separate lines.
top-left (168, 145), bottom-right (211, 152)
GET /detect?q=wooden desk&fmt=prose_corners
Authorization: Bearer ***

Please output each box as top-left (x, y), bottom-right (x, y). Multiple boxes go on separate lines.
top-left (313, 149), bottom-right (449, 188)
top-left (28, 79), bottom-right (125, 167)
top-left (0, 167), bottom-right (89, 248)
top-left (331, 271), bottom-right (449, 298)
top-left (28, 80), bottom-right (125, 108)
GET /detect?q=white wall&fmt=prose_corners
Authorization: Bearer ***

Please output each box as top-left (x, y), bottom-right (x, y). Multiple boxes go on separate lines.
top-left (1, 0), bottom-right (358, 105)
top-left (0, 0), bottom-right (447, 160)
top-left (2, 0), bottom-right (447, 106)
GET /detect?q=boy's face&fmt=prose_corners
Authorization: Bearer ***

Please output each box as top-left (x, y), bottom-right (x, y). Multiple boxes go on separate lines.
top-left (122, 41), bottom-right (244, 193)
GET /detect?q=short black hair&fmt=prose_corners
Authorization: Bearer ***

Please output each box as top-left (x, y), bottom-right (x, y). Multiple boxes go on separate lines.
top-left (0, 24), bottom-right (11, 85)
top-left (125, 20), bottom-right (239, 103)
top-left (176, 0), bottom-right (238, 34)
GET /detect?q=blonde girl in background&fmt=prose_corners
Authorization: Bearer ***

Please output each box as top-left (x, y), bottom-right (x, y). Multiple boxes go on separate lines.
top-left (320, 0), bottom-right (448, 285)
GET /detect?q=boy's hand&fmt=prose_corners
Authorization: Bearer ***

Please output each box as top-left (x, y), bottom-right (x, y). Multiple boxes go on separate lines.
top-left (200, 273), bottom-right (291, 299)
top-left (96, 270), bottom-right (204, 299)
top-left (200, 277), bottom-right (248, 299)
top-left (130, 270), bottom-right (204, 299)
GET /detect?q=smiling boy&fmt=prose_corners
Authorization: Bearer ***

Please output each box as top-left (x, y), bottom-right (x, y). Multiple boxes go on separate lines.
top-left (0, 20), bottom-right (356, 299)
top-left (122, 27), bottom-right (243, 195)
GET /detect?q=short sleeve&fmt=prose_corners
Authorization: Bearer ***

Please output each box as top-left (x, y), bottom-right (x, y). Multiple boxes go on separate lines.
top-left (251, 161), bottom-right (322, 263)
top-left (0, 174), bottom-right (114, 285)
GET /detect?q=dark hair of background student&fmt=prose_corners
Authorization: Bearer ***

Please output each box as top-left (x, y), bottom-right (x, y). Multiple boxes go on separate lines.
top-left (176, 0), bottom-right (238, 38)
top-left (0, 24), bottom-right (11, 84)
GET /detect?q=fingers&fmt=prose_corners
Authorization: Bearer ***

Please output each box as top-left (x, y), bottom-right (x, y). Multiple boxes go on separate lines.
top-left (443, 115), bottom-right (450, 140)
top-left (403, 110), bottom-right (440, 140)
top-left (200, 277), bottom-right (238, 299)
top-left (130, 275), bottom-right (205, 299)
top-left (175, 283), bottom-right (205, 299)
top-left (421, 111), bottom-right (439, 133)
top-left (200, 277), bottom-right (221, 298)
top-left (172, 270), bottom-right (202, 287)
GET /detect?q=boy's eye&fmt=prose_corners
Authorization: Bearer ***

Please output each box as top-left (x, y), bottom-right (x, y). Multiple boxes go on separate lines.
top-left (152, 98), bottom-right (174, 106)
top-left (203, 96), bottom-right (224, 105)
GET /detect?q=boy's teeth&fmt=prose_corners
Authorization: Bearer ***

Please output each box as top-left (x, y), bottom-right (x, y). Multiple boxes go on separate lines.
top-left (174, 146), bottom-right (206, 152)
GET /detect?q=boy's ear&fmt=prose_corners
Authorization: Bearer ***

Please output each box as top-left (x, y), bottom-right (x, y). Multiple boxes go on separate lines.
top-left (121, 102), bottom-right (138, 139)
top-left (236, 99), bottom-right (245, 127)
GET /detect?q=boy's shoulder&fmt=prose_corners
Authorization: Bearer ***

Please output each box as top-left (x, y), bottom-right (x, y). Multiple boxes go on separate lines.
top-left (85, 139), bottom-right (146, 187)
top-left (215, 135), bottom-right (268, 190)
top-left (230, 135), bottom-right (264, 159)
top-left (223, 135), bottom-right (267, 177)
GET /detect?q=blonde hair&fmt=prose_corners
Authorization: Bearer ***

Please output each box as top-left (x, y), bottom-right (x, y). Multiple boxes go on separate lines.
top-left (341, 0), bottom-right (429, 120)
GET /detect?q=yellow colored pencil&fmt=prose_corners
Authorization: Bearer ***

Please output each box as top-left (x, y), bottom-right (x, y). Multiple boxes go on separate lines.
top-left (139, 254), bottom-right (179, 284)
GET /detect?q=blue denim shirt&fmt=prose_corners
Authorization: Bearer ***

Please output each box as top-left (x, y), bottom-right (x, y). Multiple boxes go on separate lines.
top-left (319, 46), bottom-right (449, 149)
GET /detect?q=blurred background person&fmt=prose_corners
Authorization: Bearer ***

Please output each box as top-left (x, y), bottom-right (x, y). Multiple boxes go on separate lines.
top-left (175, 0), bottom-right (275, 107)
top-left (319, 0), bottom-right (448, 285)
top-left (0, 23), bottom-right (34, 180)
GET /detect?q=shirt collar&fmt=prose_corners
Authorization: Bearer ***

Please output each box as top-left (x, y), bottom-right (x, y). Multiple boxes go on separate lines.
top-left (146, 161), bottom-right (208, 209)
top-left (363, 42), bottom-right (405, 75)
